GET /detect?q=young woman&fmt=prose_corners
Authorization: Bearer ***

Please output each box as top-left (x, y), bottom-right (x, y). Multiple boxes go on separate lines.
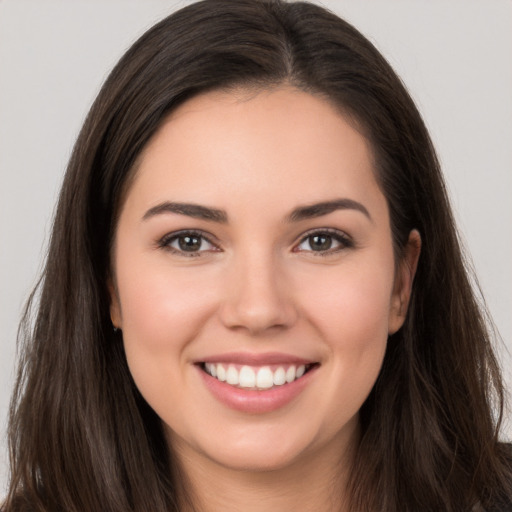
top-left (3, 1), bottom-right (511, 511)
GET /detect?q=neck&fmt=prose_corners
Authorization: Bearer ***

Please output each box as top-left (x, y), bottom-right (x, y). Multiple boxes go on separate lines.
top-left (172, 423), bottom-right (358, 512)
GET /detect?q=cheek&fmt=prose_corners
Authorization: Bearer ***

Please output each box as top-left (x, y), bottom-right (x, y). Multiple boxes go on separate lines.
top-left (298, 257), bottom-right (395, 346)
top-left (294, 256), bottom-right (394, 414)
top-left (115, 260), bottom-right (226, 428)
top-left (114, 255), bottom-right (220, 385)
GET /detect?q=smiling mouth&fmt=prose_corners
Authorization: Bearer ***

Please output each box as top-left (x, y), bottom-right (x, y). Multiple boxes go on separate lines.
top-left (199, 362), bottom-right (319, 391)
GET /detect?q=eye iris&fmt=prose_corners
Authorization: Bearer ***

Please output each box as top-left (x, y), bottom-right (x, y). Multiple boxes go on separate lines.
top-left (178, 235), bottom-right (202, 251)
top-left (309, 234), bottom-right (332, 251)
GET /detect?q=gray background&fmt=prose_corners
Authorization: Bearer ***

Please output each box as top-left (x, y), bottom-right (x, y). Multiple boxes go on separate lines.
top-left (1, 0), bottom-right (511, 493)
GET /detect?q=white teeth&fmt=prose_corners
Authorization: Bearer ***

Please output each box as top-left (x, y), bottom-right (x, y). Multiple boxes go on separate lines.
top-left (203, 363), bottom-right (312, 389)
top-left (239, 366), bottom-right (256, 388)
top-left (273, 367), bottom-right (286, 386)
top-left (226, 365), bottom-right (239, 385)
top-left (285, 366), bottom-right (296, 383)
top-left (256, 366), bottom-right (274, 389)
top-left (216, 364), bottom-right (226, 382)
top-left (205, 363), bottom-right (217, 377)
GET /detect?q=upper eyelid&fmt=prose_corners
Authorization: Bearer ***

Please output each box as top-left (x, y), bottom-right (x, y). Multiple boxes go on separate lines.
top-left (160, 229), bottom-right (218, 243)
top-left (293, 228), bottom-right (353, 253)
top-left (157, 227), bottom-right (352, 251)
top-left (158, 229), bottom-right (221, 252)
top-left (295, 227), bottom-right (352, 243)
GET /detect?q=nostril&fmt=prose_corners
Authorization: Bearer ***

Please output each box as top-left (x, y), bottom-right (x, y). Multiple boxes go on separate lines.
top-left (218, 275), bottom-right (298, 333)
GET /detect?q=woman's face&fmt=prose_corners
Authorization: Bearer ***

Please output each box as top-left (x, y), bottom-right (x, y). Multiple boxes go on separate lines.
top-left (110, 87), bottom-right (418, 473)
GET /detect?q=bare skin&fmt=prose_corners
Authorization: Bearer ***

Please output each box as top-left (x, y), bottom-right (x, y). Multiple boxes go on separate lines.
top-left (110, 86), bottom-right (420, 511)
top-left (173, 427), bottom-right (354, 512)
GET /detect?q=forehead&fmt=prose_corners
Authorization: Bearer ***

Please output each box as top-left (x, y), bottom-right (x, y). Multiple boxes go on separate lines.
top-left (123, 86), bottom-right (386, 221)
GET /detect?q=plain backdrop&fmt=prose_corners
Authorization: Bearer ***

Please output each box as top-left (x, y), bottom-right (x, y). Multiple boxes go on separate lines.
top-left (1, 0), bottom-right (511, 493)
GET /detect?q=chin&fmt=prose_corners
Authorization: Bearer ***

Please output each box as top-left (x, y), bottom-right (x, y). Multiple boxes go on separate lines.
top-left (176, 418), bottom-right (339, 475)
top-left (206, 441), bottom-right (311, 473)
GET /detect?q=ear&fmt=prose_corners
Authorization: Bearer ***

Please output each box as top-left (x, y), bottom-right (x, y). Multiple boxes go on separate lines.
top-left (108, 278), bottom-right (123, 330)
top-left (388, 229), bottom-right (421, 335)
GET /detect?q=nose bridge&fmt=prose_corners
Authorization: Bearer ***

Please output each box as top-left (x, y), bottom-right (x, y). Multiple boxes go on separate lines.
top-left (220, 245), bottom-right (296, 334)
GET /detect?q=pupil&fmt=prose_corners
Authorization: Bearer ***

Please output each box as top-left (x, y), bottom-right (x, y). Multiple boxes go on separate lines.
top-left (310, 234), bottom-right (332, 251)
top-left (179, 235), bottom-right (201, 251)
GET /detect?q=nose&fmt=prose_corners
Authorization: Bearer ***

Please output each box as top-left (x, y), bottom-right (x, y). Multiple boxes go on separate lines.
top-left (219, 252), bottom-right (298, 335)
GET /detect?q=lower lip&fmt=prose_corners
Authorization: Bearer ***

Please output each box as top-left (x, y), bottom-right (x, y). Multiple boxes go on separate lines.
top-left (197, 365), bottom-right (318, 414)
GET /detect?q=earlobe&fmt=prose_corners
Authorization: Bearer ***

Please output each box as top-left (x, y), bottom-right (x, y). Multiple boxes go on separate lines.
top-left (108, 279), bottom-right (123, 329)
top-left (388, 229), bottom-right (421, 334)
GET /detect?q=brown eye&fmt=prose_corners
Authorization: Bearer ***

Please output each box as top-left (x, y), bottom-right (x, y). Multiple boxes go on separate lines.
top-left (177, 234), bottom-right (203, 252)
top-left (158, 230), bottom-right (218, 256)
top-left (295, 229), bottom-right (353, 255)
top-left (308, 234), bottom-right (333, 251)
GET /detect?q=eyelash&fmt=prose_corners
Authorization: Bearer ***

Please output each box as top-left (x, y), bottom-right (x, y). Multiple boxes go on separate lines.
top-left (157, 230), bottom-right (219, 257)
top-left (157, 228), bottom-right (354, 258)
top-left (294, 228), bottom-right (354, 256)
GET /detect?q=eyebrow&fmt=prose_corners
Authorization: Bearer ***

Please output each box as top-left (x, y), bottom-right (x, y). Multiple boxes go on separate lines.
top-left (143, 202), bottom-right (228, 223)
top-left (286, 198), bottom-right (372, 223)
top-left (142, 198), bottom-right (371, 224)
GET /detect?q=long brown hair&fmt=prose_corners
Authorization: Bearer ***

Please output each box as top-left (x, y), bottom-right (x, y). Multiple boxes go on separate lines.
top-left (4, 1), bottom-right (511, 511)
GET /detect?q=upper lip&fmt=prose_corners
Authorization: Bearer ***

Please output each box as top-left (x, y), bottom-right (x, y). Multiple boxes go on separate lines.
top-left (194, 351), bottom-right (317, 366)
